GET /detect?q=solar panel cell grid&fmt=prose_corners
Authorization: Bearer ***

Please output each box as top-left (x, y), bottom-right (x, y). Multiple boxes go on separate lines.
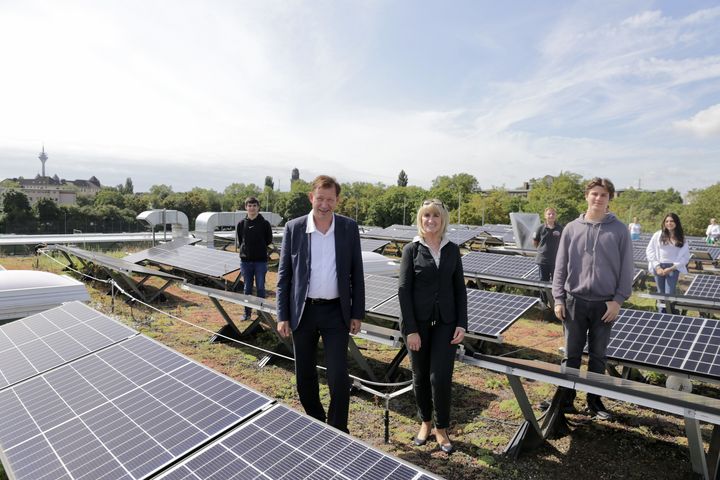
top-left (686, 274), bottom-right (720, 299)
top-left (156, 404), bottom-right (438, 480)
top-left (461, 252), bottom-right (538, 279)
top-left (128, 245), bottom-right (240, 278)
top-left (364, 274), bottom-right (399, 310)
top-left (466, 290), bottom-right (538, 337)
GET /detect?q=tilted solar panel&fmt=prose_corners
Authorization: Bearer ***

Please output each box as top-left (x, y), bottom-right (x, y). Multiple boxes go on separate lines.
top-left (360, 238), bottom-right (390, 253)
top-left (128, 245), bottom-right (240, 278)
top-left (369, 287), bottom-right (537, 339)
top-left (155, 404), bottom-right (441, 480)
top-left (466, 289), bottom-right (538, 337)
top-left (686, 274), bottom-right (720, 299)
top-left (0, 301), bottom-right (136, 390)
top-left (462, 251), bottom-right (538, 279)
top-left (364, 274), bottom-right (399, 311)
top-left (608, 309), bottom-right (720, 379)
top-left (0, 325), bottom-right (272, 479)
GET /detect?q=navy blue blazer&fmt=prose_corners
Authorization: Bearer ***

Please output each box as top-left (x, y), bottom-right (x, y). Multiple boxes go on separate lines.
top-left (276, 214), bottom-right (365, 330)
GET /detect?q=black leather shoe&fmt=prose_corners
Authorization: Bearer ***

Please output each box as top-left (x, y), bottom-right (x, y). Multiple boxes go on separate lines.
top-left (587, 396), bottom-right (613, 420)
top-left (440, 442), bottom-right (455, 454)
top-left (413, 436), bottom-right (428, 446)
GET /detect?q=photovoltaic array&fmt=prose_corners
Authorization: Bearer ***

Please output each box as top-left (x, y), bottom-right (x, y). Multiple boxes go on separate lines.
top-left (364, 274), bottom-right (400, 311)
top-left (126, 244), bottom-right (240, 278)
top-left (0, 303), bottom-right (273, 480)
top-left (156, 404), bottom-right (439, 480)
top-left (608, 309), bottom-right (720, 379)
top-left (461, 251), bottom-right (539, 280)
top-left (0, 301), bottom-right (135, 389)
top-left (465, 289), bottom-right (538, 337)
top-left (360, 238), bottom-right (390, 253)
top-left (686, 274), bottom-right (720, 299)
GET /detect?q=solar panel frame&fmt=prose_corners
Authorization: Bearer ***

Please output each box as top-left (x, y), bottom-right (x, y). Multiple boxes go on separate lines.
top-left (50, 245), bottom-right (183, 280)
top-left (0, 301), bottom-right (136, 391)
top-left (0, 334), bottom-right (273, 480)
top-left (155, 404), bottom-right (442, 480)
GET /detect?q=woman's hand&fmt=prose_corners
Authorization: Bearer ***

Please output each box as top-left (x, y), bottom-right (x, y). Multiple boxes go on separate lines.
top-left (406, 333), bottom-right (421, 351)
top-left (655, 266), bottom-right (666, 277)
top-left (450, 327), bottom-right (465, 345)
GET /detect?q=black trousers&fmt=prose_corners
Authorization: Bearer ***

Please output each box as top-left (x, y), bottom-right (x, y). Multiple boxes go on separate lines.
top-left (405, 321), bottom-right (457, 429)
top-left (292, 302), bottom-right (350, 432)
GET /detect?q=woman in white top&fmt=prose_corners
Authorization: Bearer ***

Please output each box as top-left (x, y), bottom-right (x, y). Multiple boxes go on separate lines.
top-left (646, 213), bottom-right (690, 299)
top-left (706, 218), bottom-right (720, 245)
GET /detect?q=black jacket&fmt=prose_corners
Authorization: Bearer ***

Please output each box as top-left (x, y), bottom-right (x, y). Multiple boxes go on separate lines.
top-left (398, 239), bottom-right (468, 336)
top-left (236, 214), bottom-right (273, 261)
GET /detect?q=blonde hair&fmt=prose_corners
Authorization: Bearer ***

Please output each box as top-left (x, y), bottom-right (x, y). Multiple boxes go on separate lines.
top-left (416, 199), bottom-right (449, 239)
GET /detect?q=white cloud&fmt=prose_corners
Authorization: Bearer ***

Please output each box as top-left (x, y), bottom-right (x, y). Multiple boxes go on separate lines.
top-left (674, 104), bottom-right (720, 138)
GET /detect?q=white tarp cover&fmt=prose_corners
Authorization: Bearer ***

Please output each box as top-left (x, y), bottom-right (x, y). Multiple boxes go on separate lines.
top-left (0, 270), bottom-right (90, 321)
top-left (362, 251), bottom-right (400, 277)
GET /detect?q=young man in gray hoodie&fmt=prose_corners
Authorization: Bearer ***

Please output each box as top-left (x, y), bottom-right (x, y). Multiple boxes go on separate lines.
top-left (552, 177), bottom-right (634, 420)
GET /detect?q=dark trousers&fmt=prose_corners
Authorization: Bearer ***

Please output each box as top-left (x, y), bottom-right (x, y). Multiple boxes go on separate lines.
top-left (563, 295), bottom-right (613, 375)
top-left (538, 264), bottom-right (554, 282)
top-left (240, 260), bottom-right (267, 318)
top-left (405, 321), bottom-right (457, 429)
top-left (292, 302), bottom-right (350, 432)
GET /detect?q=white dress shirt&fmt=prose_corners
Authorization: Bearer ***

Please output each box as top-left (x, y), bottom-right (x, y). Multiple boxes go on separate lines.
top-left (306, 212), bottom-right (340, 299)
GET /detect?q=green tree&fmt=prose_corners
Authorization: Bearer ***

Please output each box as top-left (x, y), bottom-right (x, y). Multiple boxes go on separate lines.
top-left (366, 186), bottom-right (427, 227)
top-left (33, 198), bottom-right (61, 233)
top-left (264, 176), bottom-right (274, 190)
top-left (683, 183), bottom-right (720, 236)
top-left (610, 188), bottom-right (683, 233)
top-left (223, 183), bottom-right (261, 210)
top-left (429, 173), bottom-right (479, 211)
top-left (336, 182), bottom-right (385, 224)
top-left (397, 170), bottom-right (408, 187)
top-left (94, 187), bottom-right (125, 208)
top-left (461, 189), bottom-right (521, 225)
top-left (148, 184), bottom-right (174, 207)
top-left (525, 172), bottom-right (585, 225)
top-left (0, 189), bottom-right (36, 233)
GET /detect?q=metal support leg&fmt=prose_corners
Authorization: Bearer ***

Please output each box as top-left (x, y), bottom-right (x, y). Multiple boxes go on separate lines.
top-left (707, 425), bottom-right (720, 480)
top-left (684, 417), bottom-right (710, 479)
top-left (347, 338), bottom-right (377, 382)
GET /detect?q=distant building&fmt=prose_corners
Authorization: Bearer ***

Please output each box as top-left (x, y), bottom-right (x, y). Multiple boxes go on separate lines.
top-left (1, 148), bottom-right (102, 205)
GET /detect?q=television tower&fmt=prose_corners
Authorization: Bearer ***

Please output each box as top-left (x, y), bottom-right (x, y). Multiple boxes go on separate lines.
top-left (39, 146), bottom-right (48, 177)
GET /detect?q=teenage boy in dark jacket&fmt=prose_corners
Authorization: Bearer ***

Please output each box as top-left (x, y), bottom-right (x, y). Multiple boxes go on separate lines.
top-left (236, 196), bottom-right (273, 319)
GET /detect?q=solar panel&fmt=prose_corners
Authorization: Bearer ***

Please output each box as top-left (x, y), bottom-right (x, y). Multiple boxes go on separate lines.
top-left (127, 245), bottom-right (240, 278)
top-left (360, 238), bottom-right (390, 253)
top-left (0, 301), bottom-right (136, 390)
top-left (123, 238), bottom-right (202, 264)
top-left (691, 246), bottom-right (720, 261)
top-left (608, 309), bottom-right (720, 379)
top-left (369, 286), bottom-right (538, 339)
top-left (462, 251), bottom-right (538, 279)
top-left (52, 245), bottom-right (183, 280)
top-left (446, 229), bottom-right (480, 246)
top-left (155, 404), bottom-right (441, 480)
top-left (0, 334), bottom-right (272, 480)
top-left (686, 275), bottom-right (720, 299)
top-left (364, 274), bottom-right (399, 310)
top-left (633, 245), bottom-right (647, 263)
top-left (466, 290), bottom-right (538, 337)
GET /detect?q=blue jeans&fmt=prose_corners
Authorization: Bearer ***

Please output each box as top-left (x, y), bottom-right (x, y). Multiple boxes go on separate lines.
top-left (240, 260), bottom-right (268, 318)
top-left (654, 263), bottom-right (679, 295)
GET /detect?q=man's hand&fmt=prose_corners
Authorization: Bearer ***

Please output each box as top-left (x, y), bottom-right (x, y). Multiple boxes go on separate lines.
top-left (554, 304), bottom-right (566, 321)
top-left (406, 333), bottom-right (421, 351)
top-left (350, 319), bottom-right (362, 335)
top-left (602, 300), bottom-right (621, 323)
top-left (277, 321), bottom-right (291, 338)
top-left (450, 327), bottom-right (465, 345)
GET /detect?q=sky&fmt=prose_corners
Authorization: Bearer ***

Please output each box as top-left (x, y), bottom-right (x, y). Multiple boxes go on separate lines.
top-left (1, 0), bottom-right (719, 195)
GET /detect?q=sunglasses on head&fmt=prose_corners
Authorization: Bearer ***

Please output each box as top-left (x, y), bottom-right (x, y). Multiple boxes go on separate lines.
top-left (422, 200), bottom-right (445, 208)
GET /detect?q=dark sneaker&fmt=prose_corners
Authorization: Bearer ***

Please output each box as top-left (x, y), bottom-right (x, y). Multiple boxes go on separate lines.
top-left (587, 396), bottom-right (613, 420)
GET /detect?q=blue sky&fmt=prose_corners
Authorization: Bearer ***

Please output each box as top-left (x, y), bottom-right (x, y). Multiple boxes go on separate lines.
top-left (1, 0), bottom-right (719, 195)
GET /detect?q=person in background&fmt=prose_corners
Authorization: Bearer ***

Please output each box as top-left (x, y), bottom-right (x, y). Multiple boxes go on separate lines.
top-left (706, 218), bottom-right (720, 245)
top-left (553, 177), bottom-right (634, 420)
top-left (236, 196), bottom-right (273, 320)
top-left (532, 207), bottom-right (564, 282)
top-left (628, 216), bottom-right (642, 241)
top-left (276, 175), bottom-right (364, 433)
top-left (646, 213), bottom-right (690, 313)
top-left (399, 199), bottom-right (467, 454)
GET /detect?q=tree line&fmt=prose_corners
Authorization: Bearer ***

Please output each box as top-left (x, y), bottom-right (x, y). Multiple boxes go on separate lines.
top-left (1, 172), bottom-right (719, 237)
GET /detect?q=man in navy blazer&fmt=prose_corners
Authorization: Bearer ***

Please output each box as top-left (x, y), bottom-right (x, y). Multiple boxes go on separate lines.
top-left (276, 175), bottom-right (364, 432)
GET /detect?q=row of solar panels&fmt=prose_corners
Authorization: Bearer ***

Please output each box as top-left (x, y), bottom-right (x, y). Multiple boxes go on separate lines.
top-left (632, 235), bottom-right (720, 261)
top-left (362, 274), bottom-right (720, 381)
top-left (0, 302), bottom-right (439, 480)
top-left (361, 223), bottom-right (515, 246)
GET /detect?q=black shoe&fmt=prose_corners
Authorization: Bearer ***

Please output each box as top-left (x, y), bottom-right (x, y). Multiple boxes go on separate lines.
top-left (440, 442), bottom-right (455, 454)
top-left (587, 397), bottom-right (613, 420)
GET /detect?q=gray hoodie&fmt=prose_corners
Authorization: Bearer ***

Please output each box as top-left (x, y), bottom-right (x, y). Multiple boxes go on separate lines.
top-left (552, 212), bottom-right (634, 305)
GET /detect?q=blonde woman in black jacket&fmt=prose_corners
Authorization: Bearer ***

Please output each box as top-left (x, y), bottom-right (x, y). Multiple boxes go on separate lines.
top-left (398, 199), bottom-right (468, 453)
